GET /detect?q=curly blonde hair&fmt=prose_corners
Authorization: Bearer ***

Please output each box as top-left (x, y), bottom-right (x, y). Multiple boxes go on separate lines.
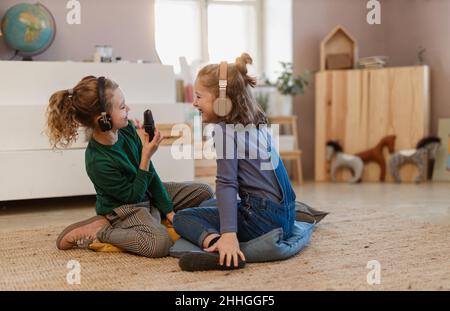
top-left (197, 53), bottom-right (267, 126)
top-left (46, 76), bottom-right (118, 148)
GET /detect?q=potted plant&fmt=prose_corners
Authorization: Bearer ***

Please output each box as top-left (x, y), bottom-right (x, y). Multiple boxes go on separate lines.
top-left (267, 62), bottom-right (310, 115)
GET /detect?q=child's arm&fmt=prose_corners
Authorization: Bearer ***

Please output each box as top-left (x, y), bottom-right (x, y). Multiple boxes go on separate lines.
top-left (147, 162), bottom-right (174, 216)
top-left (215, 124), bottom-right (239, 234)
top-left (207, 124), bottom-right (245, 266)
top-left (89, 159), bottom-right (155, 204)
top-left (133, 119), bottom-right (174, 217)
top-left (216, 156), bottom-right (239, 233)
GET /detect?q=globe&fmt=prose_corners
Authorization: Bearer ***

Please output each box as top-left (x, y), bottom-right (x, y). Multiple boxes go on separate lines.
top-left (0, 3), bottom-right (56, 59)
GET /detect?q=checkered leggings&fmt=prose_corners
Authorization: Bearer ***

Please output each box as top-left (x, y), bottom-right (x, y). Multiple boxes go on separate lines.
top-left (96, 182), bottom-right (214, 258)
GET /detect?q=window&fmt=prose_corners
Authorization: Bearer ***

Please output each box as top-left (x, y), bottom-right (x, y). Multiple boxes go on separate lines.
top-left (264, 0), bottom-right (292, 81)
top-left (155, 0), bottom-right (202, 74)
top-left (207, 1), bottom-right (259, 66)
top-left (155, 0), bottom-right (292, 80)
top-left (155, 0), bottom-right (261, 75)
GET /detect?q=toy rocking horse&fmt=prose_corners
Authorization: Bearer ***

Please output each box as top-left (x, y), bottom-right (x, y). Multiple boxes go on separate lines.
top-left (355, 135), bottom-right (396, 182)
top-left (389, 136), bottom-right (441, 183)
top-left (326, 141), bottom-right (364, 183)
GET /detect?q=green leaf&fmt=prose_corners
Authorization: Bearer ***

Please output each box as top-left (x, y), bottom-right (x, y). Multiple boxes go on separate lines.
top-left (274, 61), bottom-right (310, 96)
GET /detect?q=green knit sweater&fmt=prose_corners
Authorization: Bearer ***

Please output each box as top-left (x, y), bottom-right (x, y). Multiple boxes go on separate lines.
top-left (85, 121), bottom-right (173, 216)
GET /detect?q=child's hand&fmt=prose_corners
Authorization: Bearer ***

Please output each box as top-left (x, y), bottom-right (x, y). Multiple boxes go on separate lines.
top-left (135, 119), bottom-right (147, 145)
top-left (166, 211), bottom-right (175, 225)
top-left (205, 232), bottom-right (246, 267)
top-left (134, 118), bottom-right (143, 129)
top-left (141, 128), bottom-right (163, 160)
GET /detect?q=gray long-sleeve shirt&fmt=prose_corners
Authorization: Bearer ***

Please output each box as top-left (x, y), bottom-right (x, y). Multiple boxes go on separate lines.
top-left (212, 122), bottom-right (282, 233)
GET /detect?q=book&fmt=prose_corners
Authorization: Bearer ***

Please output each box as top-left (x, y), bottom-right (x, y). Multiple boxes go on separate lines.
top-left (358, 56), bottom-right (389, 68)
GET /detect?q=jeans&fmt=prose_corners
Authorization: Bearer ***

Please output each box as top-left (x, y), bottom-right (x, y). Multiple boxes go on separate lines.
top-left (174, 145), bottom-right (297, 248)
top-left (173, 192), bottom-right (296, 247)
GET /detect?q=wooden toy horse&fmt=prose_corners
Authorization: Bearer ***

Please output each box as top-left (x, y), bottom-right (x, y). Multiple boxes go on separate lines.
top-left (355, 135), bottom-right (396, 182)
top-left (326, 141), bottom-right (364, 183)
top-left (389, 136), bottom-right (441, 183)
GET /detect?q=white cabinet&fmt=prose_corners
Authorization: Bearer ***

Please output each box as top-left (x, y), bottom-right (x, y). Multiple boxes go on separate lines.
top-left (0, 61), bottom-right (194, 201)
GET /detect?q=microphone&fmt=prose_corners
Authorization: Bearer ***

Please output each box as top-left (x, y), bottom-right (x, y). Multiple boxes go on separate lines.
top-left (143, 109), bottom-right (155, 142)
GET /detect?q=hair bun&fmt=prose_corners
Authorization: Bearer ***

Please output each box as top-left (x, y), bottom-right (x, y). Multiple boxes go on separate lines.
top-left (237, 53), bottom-right (253, 65)
top-left (235, 53), bottom-right (253, 76)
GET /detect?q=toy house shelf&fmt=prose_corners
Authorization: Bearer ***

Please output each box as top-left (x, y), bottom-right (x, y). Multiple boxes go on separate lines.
top-left (320, 25), bottom-right (358, 71)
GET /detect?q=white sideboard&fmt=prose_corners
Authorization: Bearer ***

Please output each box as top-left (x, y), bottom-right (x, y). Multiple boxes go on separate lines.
top-left (0, 61), bottom-right (194, 201)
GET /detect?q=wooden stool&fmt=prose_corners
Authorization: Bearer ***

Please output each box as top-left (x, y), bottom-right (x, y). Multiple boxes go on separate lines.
top-left (269, 116), bottom-right (304, 185)
top-left (279, 150), bottom-right (303, 185)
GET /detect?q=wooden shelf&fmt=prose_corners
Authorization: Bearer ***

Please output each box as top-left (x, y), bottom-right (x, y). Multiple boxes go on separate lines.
top-left (315, 66), bottom-right (430, 182)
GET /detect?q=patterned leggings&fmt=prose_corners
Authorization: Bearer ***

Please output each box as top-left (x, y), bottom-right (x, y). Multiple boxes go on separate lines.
top-left (96, 182), bottom-right (214, 258)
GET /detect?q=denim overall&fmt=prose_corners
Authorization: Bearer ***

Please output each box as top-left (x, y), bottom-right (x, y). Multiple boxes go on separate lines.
top-left (173, 135), bottom-right (297, 246)
top-left (237, 145), bottom-right (297, 241)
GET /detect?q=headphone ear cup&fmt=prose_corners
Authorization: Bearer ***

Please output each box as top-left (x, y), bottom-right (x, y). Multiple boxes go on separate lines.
top-left (97, 114), bottom-right (113, 132)
top-left (213, 97), bottom-right (233, 117)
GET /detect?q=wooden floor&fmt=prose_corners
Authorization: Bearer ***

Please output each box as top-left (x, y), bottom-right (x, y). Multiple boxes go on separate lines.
top-left (1, 182), bottom-right (449, 232)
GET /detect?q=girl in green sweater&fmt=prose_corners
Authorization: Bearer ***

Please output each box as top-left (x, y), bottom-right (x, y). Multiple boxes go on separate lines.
top-left (47, 76), bottom-right (213, 258)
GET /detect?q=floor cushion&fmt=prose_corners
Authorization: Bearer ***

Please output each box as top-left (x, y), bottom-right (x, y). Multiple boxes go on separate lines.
top-left (170, 221), bottom-right (314, 263)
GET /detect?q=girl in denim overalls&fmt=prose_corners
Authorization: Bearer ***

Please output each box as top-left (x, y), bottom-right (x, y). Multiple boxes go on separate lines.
top-left (173, 53), bottom-right (297, 271)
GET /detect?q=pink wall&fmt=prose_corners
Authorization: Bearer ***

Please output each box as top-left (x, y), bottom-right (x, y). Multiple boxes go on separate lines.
top-left (294, 0), bottom-right (450, 180)
top-left (383, 0), bottom-right (450, 136)
top-left (0, 0), bottom-right (158, 62)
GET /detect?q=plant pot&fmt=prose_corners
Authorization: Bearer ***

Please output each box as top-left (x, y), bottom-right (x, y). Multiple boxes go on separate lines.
top-left (275, 94), bottom-right (293, 116)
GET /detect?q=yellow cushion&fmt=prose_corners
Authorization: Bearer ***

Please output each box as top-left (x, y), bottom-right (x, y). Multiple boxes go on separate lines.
top-left (162, 219), bottom-right (181, 241)
top-left (166, 227), bottom-right (181, 241)
top-left (88, 243), bottom-right (123, 252)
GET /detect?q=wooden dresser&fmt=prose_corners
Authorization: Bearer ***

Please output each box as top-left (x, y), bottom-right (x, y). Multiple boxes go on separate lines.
top-left (315, 66), bottom-right (430, 182)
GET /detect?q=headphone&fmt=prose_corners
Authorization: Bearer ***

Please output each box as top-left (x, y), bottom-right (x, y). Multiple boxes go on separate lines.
top-left (213, 62), bottom-right (233, 117)
top-left (96, 76), bottom-right (113, 132)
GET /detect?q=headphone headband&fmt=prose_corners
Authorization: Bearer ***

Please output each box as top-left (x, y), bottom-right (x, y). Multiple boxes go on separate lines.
top-left (219, 62), bottom-right (228, 81)
top-left (96, 76), bottom-right (113, 131)
top-left (97, 76), bottom-right (106, 114)
top-left (218, 62), bottom-right (228, 100)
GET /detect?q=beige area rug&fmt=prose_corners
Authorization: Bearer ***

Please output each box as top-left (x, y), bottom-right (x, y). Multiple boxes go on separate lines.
top-left (1, 184), bottom-right (449, 291)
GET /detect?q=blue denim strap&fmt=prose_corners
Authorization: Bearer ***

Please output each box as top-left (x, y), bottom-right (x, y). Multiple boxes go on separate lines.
top-left (269, 145), bottom-right (296, 205)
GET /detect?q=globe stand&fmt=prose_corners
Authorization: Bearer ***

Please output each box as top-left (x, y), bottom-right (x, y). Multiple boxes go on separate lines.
top-left (22, 56), bottom-right (33, 61)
